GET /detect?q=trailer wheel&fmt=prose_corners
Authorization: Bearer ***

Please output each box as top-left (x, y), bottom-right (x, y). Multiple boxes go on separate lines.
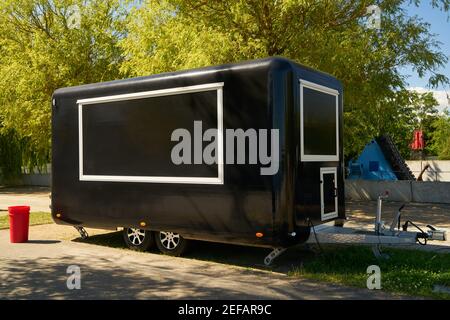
top-left (155, 231), bottom-right (189, 256)
top-left (123, 228), bottom-right (154, 251)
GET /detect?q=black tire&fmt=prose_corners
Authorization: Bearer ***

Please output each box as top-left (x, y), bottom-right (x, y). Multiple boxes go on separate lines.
top-left (155, 231), bottom-right (189, 256)
top-left (122, 228), bottom-right (154, 251)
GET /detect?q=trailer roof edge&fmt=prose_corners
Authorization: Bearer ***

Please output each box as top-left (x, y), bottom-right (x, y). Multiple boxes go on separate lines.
top-left (53, 56), bottom-right (339, 97)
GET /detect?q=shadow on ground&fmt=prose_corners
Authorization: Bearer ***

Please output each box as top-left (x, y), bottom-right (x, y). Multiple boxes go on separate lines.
top-left (1, 236), bottom-right (366, 300)
top-left (27, 240), bottom-right (61, 244)
top-left (73, 231), bottom-right (319, 274)
top-left (0, 254), bottom-right (284, 299)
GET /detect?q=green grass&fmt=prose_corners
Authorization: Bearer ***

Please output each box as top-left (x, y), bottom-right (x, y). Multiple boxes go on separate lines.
top-left (0, 211), bottom-right (53, 229)
top-left (289, 245), bottom-right (450, 299)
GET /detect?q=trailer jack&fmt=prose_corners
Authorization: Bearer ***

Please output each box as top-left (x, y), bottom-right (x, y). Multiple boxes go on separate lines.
top-left (74, 226), bottom-right (89, 239)
top-left (371, 244), bottom-right (390, 259)
top-left (264, 248), bottom-right (287, 266)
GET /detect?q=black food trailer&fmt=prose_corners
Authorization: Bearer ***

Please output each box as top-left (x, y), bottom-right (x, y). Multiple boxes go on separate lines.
top-left (51, 57), bottom-right (346, 260)
top-left (52, 57), bottom-right (448, 263)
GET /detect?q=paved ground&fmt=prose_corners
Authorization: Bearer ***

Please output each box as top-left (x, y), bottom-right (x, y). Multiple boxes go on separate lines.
top-left (0, 226), bottom-right (412, 300)
top-left (346, 200), bottom-right (450, 229)
top-left (0, 186), bottom-right (50, 213)
top-left (0, 187), bottom-right (448, 299)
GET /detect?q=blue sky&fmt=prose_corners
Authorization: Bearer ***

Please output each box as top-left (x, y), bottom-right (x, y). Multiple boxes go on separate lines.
top-left (401, 1), bottom-right (449, 109)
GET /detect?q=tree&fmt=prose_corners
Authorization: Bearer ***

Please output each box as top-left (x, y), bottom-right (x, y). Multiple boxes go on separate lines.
top-left (429, 110), bottom-right (450, 160)
top-left (0, 0), bottom-right (127, 173)
top-left (409, 91), bottom-right (440, 157)
top-left (0, 131), bottom-right (23, 181)
top-left (346, 89), bottom-right (439, 160)
top-left (120, 0), bottom-right (449, 160)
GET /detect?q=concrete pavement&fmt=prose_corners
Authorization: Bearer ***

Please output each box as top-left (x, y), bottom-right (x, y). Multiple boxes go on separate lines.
top-left (346, 200), bottom-right (450, 229)
top-left (0, 226), bottom-right (411, 300)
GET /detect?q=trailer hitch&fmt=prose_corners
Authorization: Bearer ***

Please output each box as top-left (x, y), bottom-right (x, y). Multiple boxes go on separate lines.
top-left (304, 197), bottom-right (447, 258)
top-left (402, 221), bottom-right (447, 244)
top-left (427, 226), bottom-right (447, 241)
top-left (74, 226), bottom-right (89, 239)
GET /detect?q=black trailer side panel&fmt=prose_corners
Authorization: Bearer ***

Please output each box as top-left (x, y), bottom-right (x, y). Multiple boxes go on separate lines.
top-left (52, 59), bottom-right (281, 247)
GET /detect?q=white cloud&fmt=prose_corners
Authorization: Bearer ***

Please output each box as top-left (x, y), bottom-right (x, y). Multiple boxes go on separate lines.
top-left (408, 87), bottom-right (450, 112)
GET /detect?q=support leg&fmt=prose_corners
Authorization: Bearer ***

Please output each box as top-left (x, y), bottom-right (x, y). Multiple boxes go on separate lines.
top-left (74, 226), bottom-right (89, 239)
top-left (264, 248), bottom-right (287, 266)
top-left (371, 244), bottom-right (390, 260)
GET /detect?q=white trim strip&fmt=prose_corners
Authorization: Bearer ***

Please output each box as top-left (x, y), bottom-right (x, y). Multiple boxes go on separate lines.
top-left (78, 104), bottom-right (84, 180)
top-left (77, 82), bottom-right (224, 105)
top-left (78, 82), bottom-right (224, 185)
top-left (79, 175), bottom-right (223, 184)
top-left (300, 79), bottom-right (339, 162)
top-left (217, 87), bottom-right (224, 182)
top-left (300, 79), bottom-right (339, 96)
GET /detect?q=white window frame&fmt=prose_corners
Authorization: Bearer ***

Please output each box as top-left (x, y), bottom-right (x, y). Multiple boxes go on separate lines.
top-left (300, 79), bottom-right (339, 162)
top-left (320, 167), bottom-right (338, 221)
top-left (77, 82), bottom-right (224, 184)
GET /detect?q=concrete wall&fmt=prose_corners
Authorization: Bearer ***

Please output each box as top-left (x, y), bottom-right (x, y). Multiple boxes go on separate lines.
top-left (406, 160), bottom-right (450, 182)
top-left (346, 179), bottom-right (450, 204)
top-left (21, 173), bottom-right (51, 187)
top-left (0, 164), bottom-right (51, 187)
top-left (0, 174), bottom-right (50, 187)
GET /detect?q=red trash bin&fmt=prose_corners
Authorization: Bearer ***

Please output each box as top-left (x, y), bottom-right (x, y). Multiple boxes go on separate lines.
top-left (8, 206), bottom-right (30, 243)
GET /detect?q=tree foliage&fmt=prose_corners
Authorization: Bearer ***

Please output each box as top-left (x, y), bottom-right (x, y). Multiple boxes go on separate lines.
top-left (346, 89), bottom-right (440, 159)
top-left (429, 110), bottom-right (450, 160)
top-left (0, 0), bottom-right (127, 173)
top-left (0, 130), bottom-right (23, 181)
top-left (0, 0), bottom-right (449, 178)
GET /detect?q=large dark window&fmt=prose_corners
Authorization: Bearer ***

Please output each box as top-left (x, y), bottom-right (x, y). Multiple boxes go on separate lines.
top-left (80, 87), bottom-right (222, 181)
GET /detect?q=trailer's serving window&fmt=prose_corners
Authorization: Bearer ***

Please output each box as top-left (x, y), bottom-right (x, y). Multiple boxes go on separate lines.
top-left (300, 80), bottom-right (339, 162)
top-left (77, 83), bottom-right (224, 184)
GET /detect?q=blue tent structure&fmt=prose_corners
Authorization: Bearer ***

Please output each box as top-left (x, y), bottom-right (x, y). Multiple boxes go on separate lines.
top-left (348, 135), bottom-right (415, 181)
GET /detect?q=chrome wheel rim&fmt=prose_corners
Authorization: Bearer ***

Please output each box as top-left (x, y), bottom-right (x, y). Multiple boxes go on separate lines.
top-left (159, 231), bottom-right (180, 250)
top-left (127, 228), bottom-right (146, 246)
